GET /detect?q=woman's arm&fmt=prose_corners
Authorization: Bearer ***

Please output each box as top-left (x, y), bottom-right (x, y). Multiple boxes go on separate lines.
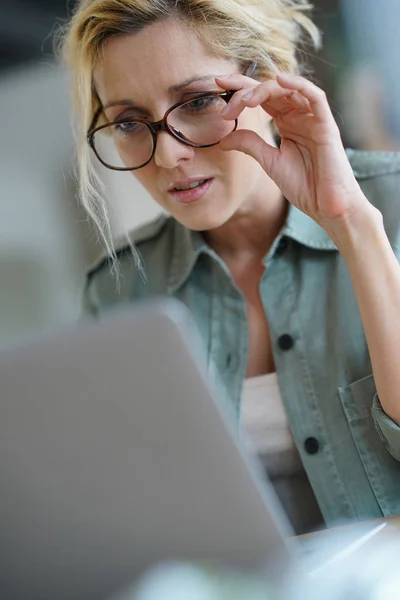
top-left (327, 202), bottom-right (400, 425)
top-left (216, 72), bottom-right (400, 425)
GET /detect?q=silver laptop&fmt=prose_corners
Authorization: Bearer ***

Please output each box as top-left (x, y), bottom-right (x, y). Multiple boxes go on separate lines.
top-left (0, 299), bottom-right (384, 599)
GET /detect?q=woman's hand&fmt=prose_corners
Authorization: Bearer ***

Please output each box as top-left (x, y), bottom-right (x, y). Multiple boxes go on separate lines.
top-left (216, 73), bottom-right (372, 231)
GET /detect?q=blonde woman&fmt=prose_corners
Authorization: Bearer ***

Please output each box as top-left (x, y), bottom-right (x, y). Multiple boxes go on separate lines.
top-left (62, 0), bottom-right (400, 534)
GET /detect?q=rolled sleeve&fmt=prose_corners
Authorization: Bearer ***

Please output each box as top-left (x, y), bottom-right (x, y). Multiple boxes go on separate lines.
top-left (372, 394), bottom-right (400, 461)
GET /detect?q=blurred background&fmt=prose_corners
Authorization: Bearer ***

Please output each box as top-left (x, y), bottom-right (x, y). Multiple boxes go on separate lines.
top-left (0, 0), bottom-right (399, 349)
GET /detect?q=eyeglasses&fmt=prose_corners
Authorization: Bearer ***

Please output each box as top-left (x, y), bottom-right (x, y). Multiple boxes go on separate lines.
top-left (87, 91), bottom-right (237, 171)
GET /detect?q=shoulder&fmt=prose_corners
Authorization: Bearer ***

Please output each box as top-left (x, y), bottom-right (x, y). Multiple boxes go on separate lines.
top-left (87, 213), bottom-right (171, 282)
top-left (347, 148), bottom-right (400, 180)
top-left (84, 213), bottom-right (175, 316)
top-left (347, 149), bottom-right (400, 248)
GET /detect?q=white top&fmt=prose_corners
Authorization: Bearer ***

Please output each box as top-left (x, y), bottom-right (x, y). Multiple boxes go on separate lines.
top-left (241, 372), bottom-right (303, 477)
top-left (241, 373), bottom-right (324, 534)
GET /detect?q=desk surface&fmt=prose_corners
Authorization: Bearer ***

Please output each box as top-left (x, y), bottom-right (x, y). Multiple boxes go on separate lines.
top-left (294, 516), bottom-right (400, 583)
top-left (299, 515), bottom-right (400, 542)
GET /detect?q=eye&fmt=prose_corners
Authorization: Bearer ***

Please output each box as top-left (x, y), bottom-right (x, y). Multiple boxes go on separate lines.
top-left (113, 120), bottom-right (139, 135)
top-left (185, 96), bottom-right (219, 112)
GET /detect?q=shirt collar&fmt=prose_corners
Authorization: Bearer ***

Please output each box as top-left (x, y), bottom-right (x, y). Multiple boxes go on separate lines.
top-left (283, 204), bottom-right (338, 250)
top-left (166, 219), bottom-right (210, 294)
top-left (166, 204), bottom-right (338, 294)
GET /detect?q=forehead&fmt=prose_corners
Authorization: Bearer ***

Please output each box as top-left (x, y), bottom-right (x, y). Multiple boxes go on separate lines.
top-left (93, 19), bottom-right (236, 106)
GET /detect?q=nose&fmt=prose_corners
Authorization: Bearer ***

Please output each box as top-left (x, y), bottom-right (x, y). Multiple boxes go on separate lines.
top-left (153, 130), bottom-right (194, 169)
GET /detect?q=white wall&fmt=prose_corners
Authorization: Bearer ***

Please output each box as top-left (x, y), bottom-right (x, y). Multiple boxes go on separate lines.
top-left (0, 62), bottom-right (159, 349)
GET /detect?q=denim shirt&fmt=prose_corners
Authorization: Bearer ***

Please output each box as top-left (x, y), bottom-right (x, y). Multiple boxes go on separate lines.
top-left (84, 149), bottom-right (400, 527)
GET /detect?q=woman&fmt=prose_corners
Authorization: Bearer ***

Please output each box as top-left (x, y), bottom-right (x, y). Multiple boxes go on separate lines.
top-left (62, 0), bottom-right (400, 534)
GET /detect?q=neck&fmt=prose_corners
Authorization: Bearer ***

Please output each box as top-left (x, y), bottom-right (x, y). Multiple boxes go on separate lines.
top-left (204, 182), bottom-right (287, 264)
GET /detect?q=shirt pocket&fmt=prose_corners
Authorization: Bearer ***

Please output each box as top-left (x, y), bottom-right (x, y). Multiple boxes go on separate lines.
top-left (338, 374), bottom-right (400, 516)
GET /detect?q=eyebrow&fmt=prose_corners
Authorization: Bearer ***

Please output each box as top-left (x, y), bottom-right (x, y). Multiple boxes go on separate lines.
top-left (102, 74), bottom-right (218, 111)
top-left (169, 74), bottom-right (217, 92)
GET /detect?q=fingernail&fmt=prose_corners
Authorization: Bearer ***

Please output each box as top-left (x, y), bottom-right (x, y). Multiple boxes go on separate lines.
top-left (216, 74), bottom-right (230, 80)
top-left (221, 105), bottom-right (230, 115)
top-left (242, 90), bottom-right (254, 101)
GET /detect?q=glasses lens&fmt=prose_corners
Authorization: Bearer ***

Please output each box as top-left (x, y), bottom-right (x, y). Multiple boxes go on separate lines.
top-left (167, 95), bottom-right (235, 146)
top-left (91, 121), bottom-right (154, 170)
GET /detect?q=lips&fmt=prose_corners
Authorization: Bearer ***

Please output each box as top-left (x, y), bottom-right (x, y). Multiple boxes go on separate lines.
top-left (168, 177), bottom-right (214, 204)
top-left (175, 179), bottom-right (207, 191)
top-left (168, 176), bottom-right (211, 192)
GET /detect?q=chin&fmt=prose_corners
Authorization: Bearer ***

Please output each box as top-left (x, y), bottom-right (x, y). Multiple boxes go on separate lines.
top-left (175, 206), bottom-right (234, 232)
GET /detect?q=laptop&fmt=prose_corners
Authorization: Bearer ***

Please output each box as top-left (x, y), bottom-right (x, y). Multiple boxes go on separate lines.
top-left (0, 298), bottom-right (385, 600)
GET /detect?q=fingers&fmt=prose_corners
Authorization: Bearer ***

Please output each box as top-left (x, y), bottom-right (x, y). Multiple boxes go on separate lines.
top-left (216, 73), bottom-right (330, 123)
top-left (219, 129), bottom-right (279, 176)
top-left (279, 90), bottom-right (311, 114)
top-left (217, 75), bottom-right (284, 119)
top-left (216, 73), bottom-right (258, 92)
top-left (216, 74), bottom-right (265, 115)
top-left (222, 83), bottom-right (292, 120)
top-left (239, 86), bottom-right (312, 118)
top-left (276, 73), bottom-right (331, 122)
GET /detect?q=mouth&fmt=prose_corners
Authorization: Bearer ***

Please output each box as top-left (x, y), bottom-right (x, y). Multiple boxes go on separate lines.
top-left (168, 178), bottom-right (214, 204)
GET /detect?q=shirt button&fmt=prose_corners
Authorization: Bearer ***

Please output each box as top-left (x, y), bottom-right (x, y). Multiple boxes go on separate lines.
top-left (277, 334), bottom-right (294, 351)
top-left (275, 237), bottom-right (288, 256)
top-left (304, 437), bottom-right (320, 455)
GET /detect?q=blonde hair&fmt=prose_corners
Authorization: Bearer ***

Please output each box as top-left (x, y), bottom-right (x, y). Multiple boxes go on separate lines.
top-left (60, 0), bottom-right (320, 267)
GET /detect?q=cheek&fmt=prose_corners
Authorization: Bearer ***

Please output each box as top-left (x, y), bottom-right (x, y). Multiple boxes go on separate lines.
top-left (204, 147), bottom-right (243, 185)
top-left (132, 164), bottom-right (158, 192)
top-left (212, 147), bottom-right (261, 197)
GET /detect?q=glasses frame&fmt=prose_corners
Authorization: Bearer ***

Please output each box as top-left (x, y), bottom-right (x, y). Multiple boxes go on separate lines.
top-left (87, 90), bottom-right (237, 171)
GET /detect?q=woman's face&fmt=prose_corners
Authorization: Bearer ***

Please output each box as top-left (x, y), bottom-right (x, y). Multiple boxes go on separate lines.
top-left (94, 19), bottom-right (276, 231)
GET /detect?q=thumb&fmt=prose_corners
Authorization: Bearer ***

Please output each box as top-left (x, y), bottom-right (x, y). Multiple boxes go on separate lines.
top-left (219, 129), bottom-right (279, 175)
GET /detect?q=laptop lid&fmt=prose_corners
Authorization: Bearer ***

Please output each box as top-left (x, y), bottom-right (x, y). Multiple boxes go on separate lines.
top-left (0, 298), bottom-right (298, 600)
